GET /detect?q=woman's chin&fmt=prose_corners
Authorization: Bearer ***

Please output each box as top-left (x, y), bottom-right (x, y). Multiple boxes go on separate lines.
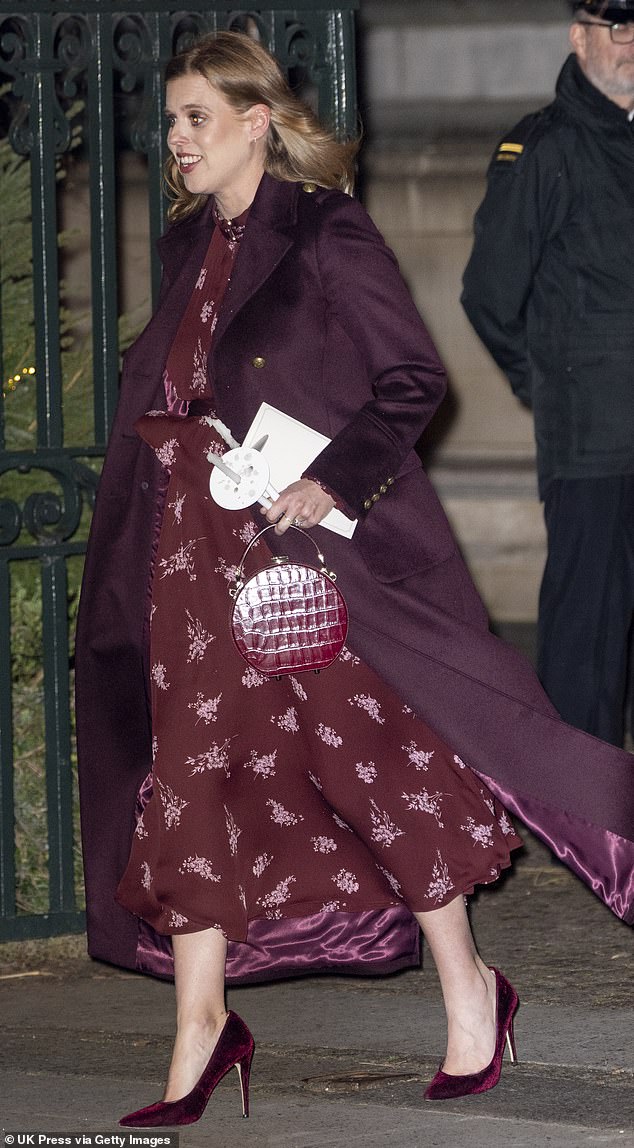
top-left (181, 169), bottom-right (209, 194)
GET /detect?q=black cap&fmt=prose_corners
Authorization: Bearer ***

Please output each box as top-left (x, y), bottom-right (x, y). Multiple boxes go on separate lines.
top-left (572, 0), bottom-right (634, 19)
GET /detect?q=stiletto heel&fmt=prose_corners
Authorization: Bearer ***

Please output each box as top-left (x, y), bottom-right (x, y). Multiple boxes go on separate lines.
top-left (119, 1010), bottom-right (254, 1127)
top-left (235, 1049), bottom-right (252, 1118)
top-left (424, 967), bottom-right (519, 1101)
top-left (505, 1016), bottom-right (517, 1064)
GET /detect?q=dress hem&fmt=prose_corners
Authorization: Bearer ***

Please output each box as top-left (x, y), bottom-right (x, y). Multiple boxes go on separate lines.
top-left (116, 848), bottom-right (520, 939)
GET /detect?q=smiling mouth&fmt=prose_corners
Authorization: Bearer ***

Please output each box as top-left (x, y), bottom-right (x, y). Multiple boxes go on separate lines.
top-left (178, 154), bottom-right (201, 173)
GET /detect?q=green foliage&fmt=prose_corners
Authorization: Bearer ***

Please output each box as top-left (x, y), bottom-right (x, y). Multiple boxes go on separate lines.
top-left (10, 574), bottom-right (43, 684)
top-left (1, 113), bottom-right (145, 452)
top-left (9, 556), bottom-right (86, 916)
top-left (0, 137), bottom-right (35, 380)
top-left (0, 113), bottom-right (146, 921)
top-left (0, 114), bottom-right (84, 450)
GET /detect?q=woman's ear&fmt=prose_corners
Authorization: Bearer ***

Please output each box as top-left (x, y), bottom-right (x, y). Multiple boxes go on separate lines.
top-left (248, 103), bottom-right (271, 141)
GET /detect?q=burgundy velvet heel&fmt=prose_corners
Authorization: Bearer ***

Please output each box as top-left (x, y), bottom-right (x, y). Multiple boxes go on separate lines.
top-left (424, 967), bottom-right (518, 1101)
top-left (119, 1010), bottom-right (255, 1127)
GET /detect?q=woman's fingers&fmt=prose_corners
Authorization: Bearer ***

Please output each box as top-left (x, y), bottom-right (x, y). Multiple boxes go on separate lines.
top-left (263, 479), bottom-right (335, 534)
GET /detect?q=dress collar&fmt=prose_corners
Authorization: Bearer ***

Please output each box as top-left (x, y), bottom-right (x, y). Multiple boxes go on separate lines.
top-left (212, 201), bottom-right (249, 244)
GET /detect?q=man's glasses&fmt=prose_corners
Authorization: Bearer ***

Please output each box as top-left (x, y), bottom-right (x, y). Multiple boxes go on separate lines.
top-left (576, 20), bottom-right (634, 44)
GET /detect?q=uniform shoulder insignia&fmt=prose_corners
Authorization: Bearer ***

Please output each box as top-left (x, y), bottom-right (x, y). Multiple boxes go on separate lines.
top-left (494, 140), bottom-right (525, 163)
top-left (490, 107), bottom-right (555, 171)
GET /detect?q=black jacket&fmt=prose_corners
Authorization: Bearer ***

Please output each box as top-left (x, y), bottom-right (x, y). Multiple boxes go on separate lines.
top-left (462, 54), bottom-right (634, 491)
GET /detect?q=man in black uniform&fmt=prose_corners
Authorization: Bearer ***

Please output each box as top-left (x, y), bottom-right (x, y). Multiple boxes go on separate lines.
top-left (462, 0), bottom-right (634, 746)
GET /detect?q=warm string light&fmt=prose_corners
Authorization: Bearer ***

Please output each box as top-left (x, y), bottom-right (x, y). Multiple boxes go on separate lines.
top-left (2, 364), bottom-right (35, 397)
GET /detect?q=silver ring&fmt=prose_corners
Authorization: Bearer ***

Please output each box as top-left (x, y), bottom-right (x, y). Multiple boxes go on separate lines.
top-left (293, 517), bottom-right (303, 527)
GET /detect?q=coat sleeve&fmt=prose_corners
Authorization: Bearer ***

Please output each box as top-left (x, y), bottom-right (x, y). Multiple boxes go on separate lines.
top-left (304, 193), bottom-right (449, 516)
top-left (461, 112), bottom-right (569, 408)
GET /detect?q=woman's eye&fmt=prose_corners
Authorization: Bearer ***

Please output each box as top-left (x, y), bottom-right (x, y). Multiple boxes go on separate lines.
top-left (190, 114), bottom-right (204, 126)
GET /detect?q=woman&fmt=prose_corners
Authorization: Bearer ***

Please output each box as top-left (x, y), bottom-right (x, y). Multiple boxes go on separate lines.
top-left (75, 31), bottom-right (633, 1129)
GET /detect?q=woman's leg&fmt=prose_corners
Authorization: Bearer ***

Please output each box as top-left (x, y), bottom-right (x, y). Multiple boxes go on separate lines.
top-left (414, 895), bottom-right (497, 1076)
top-left (163, 925), bottom-right (228, 1101)
top-left (162, 901), bottom-right (495, 1096)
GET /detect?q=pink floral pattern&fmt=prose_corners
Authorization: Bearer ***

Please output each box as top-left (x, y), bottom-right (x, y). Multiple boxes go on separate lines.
top-left (115, 220), bottom-right (521, 942)
top-left (188, 692), bottom-right (222, 725)
top-left (179, 855), bottom-right (221, 882)
top-left (356, 762), bottom-right (377, 784)
top-left (115, 410), bottom-right (523, 941)
top-left (349, 693), bottom-right (385, 723)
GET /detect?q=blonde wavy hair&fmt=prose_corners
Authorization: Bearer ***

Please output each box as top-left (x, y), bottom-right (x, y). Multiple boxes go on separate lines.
top-left (164, 31), bottom-right (359, 222)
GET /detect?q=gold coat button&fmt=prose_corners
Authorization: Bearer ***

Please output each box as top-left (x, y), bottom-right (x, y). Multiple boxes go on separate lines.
top-left (251, 356), bottom-right (266, 369)
top-left (371, 492), bottom-right (380, 503)
top-left (379, 484), bottom-right (388, 495)
top-left (302, 181), bottom-right (317, 193)
top-left (363, 498), bottom-right (373, 511)
top-left (386, 476), bottom-right (395, 486)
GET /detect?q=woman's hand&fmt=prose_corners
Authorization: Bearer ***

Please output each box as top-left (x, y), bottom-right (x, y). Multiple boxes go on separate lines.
top-left (263, 478), bottom-right (335, 535)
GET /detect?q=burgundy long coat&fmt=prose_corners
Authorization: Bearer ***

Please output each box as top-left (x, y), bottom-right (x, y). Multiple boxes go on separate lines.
top-left (76, 175), bottom-right (633, 982)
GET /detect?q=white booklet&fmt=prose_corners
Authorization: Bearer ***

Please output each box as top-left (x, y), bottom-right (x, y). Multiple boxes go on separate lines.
top-left (242, 402), bottom-right (357, 538)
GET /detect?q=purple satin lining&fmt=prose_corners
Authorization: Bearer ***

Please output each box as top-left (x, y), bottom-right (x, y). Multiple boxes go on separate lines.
top-left (474, 770), bottom-right (634, 926)
top-left (131, 749), bottom-right (634, 984)
top-left (132, 771), bottom-right (421, 983)
top-left (137, 905), bottom-right (421, 984)
top-left (131, 715), bottom-right (633, 996)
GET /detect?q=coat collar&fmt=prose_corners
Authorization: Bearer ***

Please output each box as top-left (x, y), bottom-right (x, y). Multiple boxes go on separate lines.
top-left (156, 174), bottom-right (300, 338)
top-left (156, 196), bottom-right (214, 284)
top-left (556, 53), bottom-right (634, 135)
top-left (214, 174), bottom-right (298, 345)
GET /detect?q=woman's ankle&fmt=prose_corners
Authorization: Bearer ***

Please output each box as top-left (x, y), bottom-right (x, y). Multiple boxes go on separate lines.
top-left (175, 1009), bottom-right (228, 1042)
top-left (163, 1011), bottom-right (229, 1101)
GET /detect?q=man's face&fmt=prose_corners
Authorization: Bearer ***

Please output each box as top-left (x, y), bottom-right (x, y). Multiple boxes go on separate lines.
top-left (570, 16), bottom-right (634, 109)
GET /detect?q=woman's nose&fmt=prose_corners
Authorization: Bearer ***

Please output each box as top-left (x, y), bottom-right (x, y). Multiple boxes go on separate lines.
top-left (168, 121), bottom-right (187, 147)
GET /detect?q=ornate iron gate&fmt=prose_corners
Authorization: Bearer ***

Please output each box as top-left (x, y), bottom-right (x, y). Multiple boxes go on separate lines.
top-left (0, 1), bottom-right (358, 941)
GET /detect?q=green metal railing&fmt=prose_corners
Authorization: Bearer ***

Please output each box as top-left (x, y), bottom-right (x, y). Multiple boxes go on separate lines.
top-left (0, 1), bottom-right (358, 941)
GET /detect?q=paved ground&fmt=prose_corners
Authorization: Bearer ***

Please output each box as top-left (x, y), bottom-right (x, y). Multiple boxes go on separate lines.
top-left (1, 829), bottom-right (632, 1148)
top-left (2, 622), bottom-right (632, 1144)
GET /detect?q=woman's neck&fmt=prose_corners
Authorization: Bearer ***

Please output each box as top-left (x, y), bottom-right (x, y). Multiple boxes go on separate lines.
top-left (214, 169), bottom-right (264, 223)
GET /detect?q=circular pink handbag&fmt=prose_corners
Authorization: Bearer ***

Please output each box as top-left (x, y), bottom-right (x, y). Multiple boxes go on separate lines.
top-left (229, 524), bottom-right (348, 676)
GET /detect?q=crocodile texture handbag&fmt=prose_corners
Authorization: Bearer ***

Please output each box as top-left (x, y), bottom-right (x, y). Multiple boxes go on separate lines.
top-left (229, 524), bottom-right (348, 676)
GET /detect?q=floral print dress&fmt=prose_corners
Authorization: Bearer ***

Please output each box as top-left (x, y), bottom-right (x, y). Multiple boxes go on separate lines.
top-left (115, 212), bottom-right (522, 939)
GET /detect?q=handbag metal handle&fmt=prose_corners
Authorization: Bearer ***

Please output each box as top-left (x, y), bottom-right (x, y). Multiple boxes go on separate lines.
top-left (230, 522), bottom-right (337, 597)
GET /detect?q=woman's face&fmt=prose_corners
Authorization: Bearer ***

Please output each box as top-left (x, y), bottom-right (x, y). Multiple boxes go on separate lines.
top-left (165, 73), bottom-right (267, 214)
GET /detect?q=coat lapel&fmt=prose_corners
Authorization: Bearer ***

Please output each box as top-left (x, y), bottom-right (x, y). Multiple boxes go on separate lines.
top-left (151, 176), bottom-right (298, 388)
top-left (123, 201), bottom-right (216, 414)
top-left (156, 198), bottom-right (214, 285)
top-left (212, 174), bottom-right (298, 347)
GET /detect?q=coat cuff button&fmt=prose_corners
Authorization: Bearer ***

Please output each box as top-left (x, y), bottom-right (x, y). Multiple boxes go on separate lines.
top-left (363, 498), bottom-right (373, 511)
top-left (251, 356), bottom-right (266, 368)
